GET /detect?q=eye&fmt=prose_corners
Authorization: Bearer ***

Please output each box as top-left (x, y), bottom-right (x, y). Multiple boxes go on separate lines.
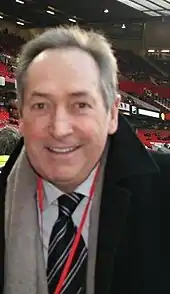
top-left (76, 102), bottom-right (90, 109)
top-left (32, 102), bottom-right (47, 110)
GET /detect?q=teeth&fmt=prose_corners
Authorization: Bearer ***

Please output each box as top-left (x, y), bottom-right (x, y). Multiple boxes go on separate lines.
top-left (49, 147), bottom-right (76, 153)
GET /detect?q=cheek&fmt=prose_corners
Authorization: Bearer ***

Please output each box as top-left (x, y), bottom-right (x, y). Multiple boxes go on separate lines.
top-left (21, 118), bottom-right (46, 142)
top-left (79, 117), bottom-right (109, 143)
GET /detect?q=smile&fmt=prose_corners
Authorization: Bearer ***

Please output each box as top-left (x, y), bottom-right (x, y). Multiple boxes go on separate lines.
top-left (47, 146), bottom-right (79, 154)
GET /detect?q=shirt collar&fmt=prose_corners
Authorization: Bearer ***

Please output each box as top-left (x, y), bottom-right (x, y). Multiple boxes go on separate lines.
top-left (43, 166), bottom-right (98, 206)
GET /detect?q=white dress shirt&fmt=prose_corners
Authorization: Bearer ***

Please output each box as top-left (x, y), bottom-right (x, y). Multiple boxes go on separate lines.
top-left (37, 168), bottom-right (97, 267)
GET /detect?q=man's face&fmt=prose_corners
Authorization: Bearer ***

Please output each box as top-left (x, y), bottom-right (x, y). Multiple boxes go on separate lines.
top-left (20, 48), bottom-right (119, 191)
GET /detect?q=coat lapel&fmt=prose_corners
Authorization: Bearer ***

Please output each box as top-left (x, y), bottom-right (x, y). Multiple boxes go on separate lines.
top-left (94, 172), bottom-right (131, 294)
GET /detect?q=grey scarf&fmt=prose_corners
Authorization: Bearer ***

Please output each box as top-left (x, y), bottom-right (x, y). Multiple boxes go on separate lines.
top-left (4, 148), bottom-right (48, 294)
top-left (4, 145), bottom-right (108, 294)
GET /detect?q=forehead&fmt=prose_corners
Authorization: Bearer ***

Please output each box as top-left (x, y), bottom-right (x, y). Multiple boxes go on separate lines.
top-left (26, 48), bottom-right (101, 94)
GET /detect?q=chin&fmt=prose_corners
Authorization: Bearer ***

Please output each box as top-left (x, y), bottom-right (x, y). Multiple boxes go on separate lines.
top-left (36, 163), bottom-right (82, 185)
top-left (45, 171), bottom-right (73, 183)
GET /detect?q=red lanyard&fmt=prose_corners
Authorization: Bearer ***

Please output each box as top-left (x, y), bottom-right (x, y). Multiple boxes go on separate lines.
top-left (37, 166), bottom-right (100, 294)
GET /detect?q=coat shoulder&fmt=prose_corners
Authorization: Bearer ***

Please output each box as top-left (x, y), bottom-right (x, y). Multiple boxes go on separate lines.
top-left (0, 137), bottom-right (24, 184)
top-left (149, 150), bottom-right (170, 174)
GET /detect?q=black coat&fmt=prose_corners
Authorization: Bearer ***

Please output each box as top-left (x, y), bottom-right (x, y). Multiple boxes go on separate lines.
top-left (0, 116), bottom-right (168, 294)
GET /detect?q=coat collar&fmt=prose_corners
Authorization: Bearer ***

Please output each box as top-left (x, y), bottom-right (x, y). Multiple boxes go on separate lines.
top-left (107, 114), bottom-right (159, 183)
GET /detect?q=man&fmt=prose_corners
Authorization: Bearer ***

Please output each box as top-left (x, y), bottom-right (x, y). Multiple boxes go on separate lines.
top-left (0, 26), bottom-right (163, 294)
top-left (0, 126), bottom-right (20, 171)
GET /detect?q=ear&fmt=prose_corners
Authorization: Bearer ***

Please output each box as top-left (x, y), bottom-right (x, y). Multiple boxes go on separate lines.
top-left (19, 119), bottom-right (24, 136)
top-left (108, 95), bottom-right (120, 135)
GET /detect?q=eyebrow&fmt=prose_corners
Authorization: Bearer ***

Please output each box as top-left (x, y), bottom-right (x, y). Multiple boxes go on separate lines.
top-left (68, 91), bottom-right (97, 105)
top-left (68, 91), bottom-right (90, 98)
top-left (31, 90), bottom-right (91, 99)
top-left (31, 91), bottom-right (51, 98)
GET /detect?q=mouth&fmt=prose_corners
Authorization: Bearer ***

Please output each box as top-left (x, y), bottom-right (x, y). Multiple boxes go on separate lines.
top-left (46, 146), bottom-right (80, 155)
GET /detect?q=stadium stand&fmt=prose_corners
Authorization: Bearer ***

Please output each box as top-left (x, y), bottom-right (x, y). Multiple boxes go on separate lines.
top-left (137, 129), bottom-right (170, 148)
top-left (0, 28), bottom-right (25, 56)
top-left (115, 48), bottom-right (162, 82)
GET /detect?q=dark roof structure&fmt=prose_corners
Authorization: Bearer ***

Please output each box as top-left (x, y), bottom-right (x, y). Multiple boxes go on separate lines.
top-left (0, 0), bottom-right (155, 28)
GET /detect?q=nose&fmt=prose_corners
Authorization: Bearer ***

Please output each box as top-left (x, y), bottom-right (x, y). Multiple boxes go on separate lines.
top-left (48, 108), bottom-right (73, 138)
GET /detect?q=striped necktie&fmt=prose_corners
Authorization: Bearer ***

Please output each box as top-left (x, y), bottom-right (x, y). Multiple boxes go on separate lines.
top-left (47, 193), bottom-right (87, 294)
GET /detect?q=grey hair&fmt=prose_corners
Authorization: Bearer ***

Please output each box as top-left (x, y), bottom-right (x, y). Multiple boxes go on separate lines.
top-left (16, 26), bottom-right (118, 110)
top-left (0, 126), bottom-right (21, 155)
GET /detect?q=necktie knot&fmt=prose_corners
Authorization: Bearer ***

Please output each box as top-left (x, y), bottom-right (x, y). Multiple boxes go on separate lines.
top-left (58, 192), bottom-right (84, 218)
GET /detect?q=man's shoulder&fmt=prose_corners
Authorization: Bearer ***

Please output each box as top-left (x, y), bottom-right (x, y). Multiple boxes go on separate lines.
top-left (0, 137), bottom-right (24, 183)
top-left (148, 150), bottom-right (170, 196)
top-left (149, 150), bottom-right (170, 172)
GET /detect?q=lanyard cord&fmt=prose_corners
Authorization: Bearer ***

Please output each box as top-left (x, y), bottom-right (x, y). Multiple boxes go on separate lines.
top-left (37, 166), bottom-right (100, 294)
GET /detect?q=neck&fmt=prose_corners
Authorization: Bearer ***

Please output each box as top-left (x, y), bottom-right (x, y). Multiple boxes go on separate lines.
top-left (51, 182), bottom-right (80, 193)
top-left (50, 175), bottom-right (90, 193)
top-left (49, 165), bottom-right (100, 193)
